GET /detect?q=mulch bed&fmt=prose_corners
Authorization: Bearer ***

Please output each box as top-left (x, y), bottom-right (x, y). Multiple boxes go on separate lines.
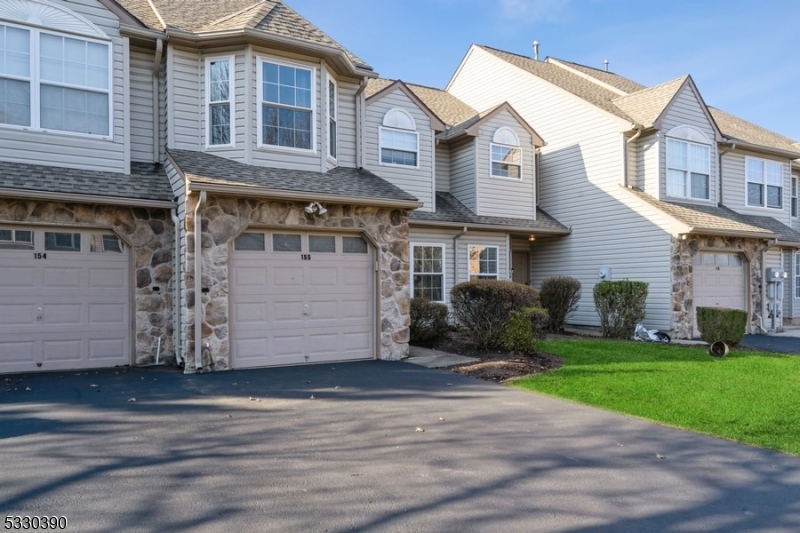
top-left (418, 331), bottom-right (563, 383)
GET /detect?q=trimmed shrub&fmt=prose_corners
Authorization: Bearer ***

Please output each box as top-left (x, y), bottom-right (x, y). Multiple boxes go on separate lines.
top-left (410, 298), bottom-right (449, 344)
top-left (450, 280), bottom-right (539, 349)
top-left (696, 307), bottom-right (747, 346)
top-left (502, 307), bottom-right (550, 354)
top-left (593, 280), bottom-right (649, 339)
top-left (539, 276), bottom-right (581, 332)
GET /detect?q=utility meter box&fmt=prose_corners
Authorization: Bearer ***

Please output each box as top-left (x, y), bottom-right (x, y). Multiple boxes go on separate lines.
top-left (765, 268), bottom-right (785, 281)
top-left (598, 267), bottom-right (612, 281)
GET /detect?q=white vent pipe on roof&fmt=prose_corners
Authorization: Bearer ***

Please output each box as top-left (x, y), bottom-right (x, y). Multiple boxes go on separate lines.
top-left (533, 41), bottom-right (539, 61)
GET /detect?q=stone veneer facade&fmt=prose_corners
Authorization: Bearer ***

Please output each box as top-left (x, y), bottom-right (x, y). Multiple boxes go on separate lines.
top-left (183, 193), bottom-right (411, 372)
top-left (671, 235), bottom-right (769, 338)
top-left (0, 199), bottom-right (175, 364)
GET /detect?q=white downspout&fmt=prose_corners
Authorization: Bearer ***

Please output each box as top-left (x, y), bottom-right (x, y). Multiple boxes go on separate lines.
top-left (624, 125), bottom-right (643, 188)
top-left (718, 142), bottom-right (736, 206)
top-left (453, 227), bottom-right (468, 287)
top-left (152, 39), bottom-right (163, 163)
top-left (170, 208), bottom-right (182, 365)
top-left (194, 191), bottom-right (207, 370)
top-left (355, 76), bottom-right (368, 169)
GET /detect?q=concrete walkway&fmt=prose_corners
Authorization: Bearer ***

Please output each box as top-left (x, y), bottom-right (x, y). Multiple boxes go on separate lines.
top-left (2, 362), bottom-right (799, 532)
top-left (406, 345), bottom-right (478, 368)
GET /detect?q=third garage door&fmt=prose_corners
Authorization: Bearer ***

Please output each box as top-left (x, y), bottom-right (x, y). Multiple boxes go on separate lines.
top-left (230, 231), bottom-right (375, 368)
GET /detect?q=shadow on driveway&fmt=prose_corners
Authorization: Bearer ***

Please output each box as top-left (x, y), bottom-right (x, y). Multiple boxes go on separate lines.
top-left (2, 361), bottom-right (800, 532)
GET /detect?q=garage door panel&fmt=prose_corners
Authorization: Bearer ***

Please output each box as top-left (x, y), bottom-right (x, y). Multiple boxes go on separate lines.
top-left (43, 304), bottom-right (83, 325)
top-left (89, 303), bottom-right (126, 325)
top-left (233, 302), bottom-right (268, 324)
top-left (88, 338), bottom-right (128, 361)
top-left (0, 340), bottom-right (39, 363)
top-left (43, 339), bottom-right (82, 363)
top-left (0, 305), bottom-right (36, 325)
top-left (0, 265), bottom-right (38, 288)
top-left (89, 267), bottom-right (127, 288)
top-left (43, 266), bottom-right (83, 288)
top-left (231, 232), bottom-right (375, 368)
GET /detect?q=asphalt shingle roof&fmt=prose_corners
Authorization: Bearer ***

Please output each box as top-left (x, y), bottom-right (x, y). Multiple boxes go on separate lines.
top-left (709, 107), bottom-right (800, 155)
top-left (366, 79), bottom-right (478, 130)
top-left (0, 160), bottom-right (174, 202)
top-left (410, 192), bottom-right (569, 233)
top-left (548, 58), bottom-right (646, 94)
top-left (115, 0), bottom-right (371, 69)
top-left (612, 76), bottom-right (688, 127)
top-left (167, 149), bottom-right (418, 204)
top-left (629, 189), bottom-right (800, 243)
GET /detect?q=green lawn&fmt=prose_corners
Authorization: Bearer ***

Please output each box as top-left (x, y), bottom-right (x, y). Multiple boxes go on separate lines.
top-left (511, 340), bottom-right (800, 456)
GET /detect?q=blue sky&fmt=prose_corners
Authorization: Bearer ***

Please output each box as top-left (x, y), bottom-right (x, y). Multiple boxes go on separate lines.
top-left (291, 0), bottom-right (800, 141)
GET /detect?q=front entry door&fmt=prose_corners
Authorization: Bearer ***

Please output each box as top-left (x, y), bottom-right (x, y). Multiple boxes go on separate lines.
top-left (512, 252), bottom-right (530, 285)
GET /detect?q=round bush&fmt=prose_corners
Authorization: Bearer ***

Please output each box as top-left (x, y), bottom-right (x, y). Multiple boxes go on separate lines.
top-left (539, 276), bottom-right (581, 332)
top-left (593, 280), bottom-right (649, 339)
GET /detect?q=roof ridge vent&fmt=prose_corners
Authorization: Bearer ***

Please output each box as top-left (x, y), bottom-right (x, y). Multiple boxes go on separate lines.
top-left (547, 58), bottom-right (629, 96)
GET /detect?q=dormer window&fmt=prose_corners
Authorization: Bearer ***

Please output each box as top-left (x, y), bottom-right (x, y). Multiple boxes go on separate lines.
top-left (258, 58), bottom-right (314, 151)
top-left (666, 126), bottom-right (711, 200)
top-left (206, 56), bottom-right (233, 147)
top-left (380, 109), bottom-right (418, 167)
top-left (490, 127), bottom-right (521, 179)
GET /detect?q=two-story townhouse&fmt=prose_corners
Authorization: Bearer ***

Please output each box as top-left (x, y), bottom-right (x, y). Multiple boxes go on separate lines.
top-left (0, 0), bottom-right (176, 375)
top-left (447, 45), bottom-right (800, 337)
top-left (362, 79), bottom-right (569, 306)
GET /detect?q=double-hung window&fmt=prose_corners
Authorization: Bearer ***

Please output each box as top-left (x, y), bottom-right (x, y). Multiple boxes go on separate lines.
top-left (411, 245), bottom-right (444, 302)
top-left (327, 77), bottom-right (337, 160)
top-left (0, 23), bottom-right (111, 136)
top-left (667, 138), bottom-right (710, 200)
top-left (491, 127), bottom-right (522, 179)
top-left (206, 57), bottom-right (233, 147)
top-left (746, 157), bottom-right (783, 209)
top-left (791, 177), bottom-right (797, 218)
top-left (259, 59), bottom-right (313, 150)
top-left (469, 246), bottom-right (498, 281)
top-left (380, 108), bottom-right (418, 167)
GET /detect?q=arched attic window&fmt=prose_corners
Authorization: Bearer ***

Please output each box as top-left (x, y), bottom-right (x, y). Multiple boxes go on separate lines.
top-left (490, 126), bottom-right (522, 179)
top-left (380, 108), bottom-right (418, 167)
top-left (0, 0), bottom-right (113, 136)
top-left (665, 125), bottom-right (712, 200)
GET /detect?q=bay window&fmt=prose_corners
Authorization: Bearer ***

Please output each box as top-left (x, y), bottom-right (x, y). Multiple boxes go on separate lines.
top-left (206, 57), bottom-right (233, 146)
top-left (259, 59), bottom-right (313, 150)
top-left (667, 138), bottom-right (710, 200)
top-left (0, 23), bottom-right (111, 136)
top-left (411, 244), bottom-right (444, 302)
top-left (746, 157), bottom-right (783, 209)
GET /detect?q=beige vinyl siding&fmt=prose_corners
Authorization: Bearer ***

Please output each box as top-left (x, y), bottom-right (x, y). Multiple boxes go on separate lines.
top-left (783, 250), bottom-right (797, 320)
top-left (634, 132), bottom-right (659, 196)
top-left (168, 46), bottom-right (202, 151)
top-left (164, 160), bottom-right (187, 356)
top-left (248, 48), bottom-right (324, 172)
top-left (449, 46), bottom-right (673, 329)
top-left (721, 149), bottom-right (792, 225)
top-left (199, 50), bottom-right (246, 162)
top-left (476, 109), bottom-right (535, 219)
top-left (336, 78), bottom-right (359, 168)
top-left (0, 0), bottom-right (126, 173)
top-left (435, 143), bottom-right (451, 192)
top-left (364, 88), bottom-right (434, 211)
top-left (130, 47), bottom-right (155, 162)
top-left (659, 85), bottom-right (718, 203)
top-left (450, 137), bottom-right (477, 211)
top-left (794, 170), bottom-right (800, 232)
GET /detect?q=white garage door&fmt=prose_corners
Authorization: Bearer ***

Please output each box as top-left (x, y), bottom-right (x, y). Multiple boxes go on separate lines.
top-left (0, 227), bottom-right (131, 374)
top-left (230, 231), bottom-right (375, 368)
top-left (693, 251), bottom-right (747, 335)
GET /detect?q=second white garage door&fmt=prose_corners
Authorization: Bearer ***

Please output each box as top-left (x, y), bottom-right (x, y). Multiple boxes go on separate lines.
top-left (693, 251), bottom-right (747, 335)
top-left (230, 231), bottom-right (375, 368)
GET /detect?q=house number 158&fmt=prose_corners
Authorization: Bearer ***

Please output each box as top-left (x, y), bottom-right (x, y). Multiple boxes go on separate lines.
top-left (301, 254), bottom-right (311, 261)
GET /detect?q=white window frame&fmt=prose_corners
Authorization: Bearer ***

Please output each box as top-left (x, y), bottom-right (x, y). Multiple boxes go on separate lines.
top-left (490, 127), bottom-right (522, 180)
top-left (205, 55), bottom-right (235, 149)
top-left (410, 243), bottom-right (445, 303)
top-left (745, 156), bottom-right (784, 209)
top-left (666, 137), bottom-right (711, 200)
top-left (791, 176), bottom-right (797, 218)
top-left (256, 56), bottom-right (316, 153)
top-left (468, 245), bottom-right (499, 281)
top-left (379, 108), bottom-right (419, 169)
top-left (327, 74), bottom-right (337, 162)
top-left (795, 251), bottom-right (800, 300)
top-left (0, 21), bottom-right (113, 139)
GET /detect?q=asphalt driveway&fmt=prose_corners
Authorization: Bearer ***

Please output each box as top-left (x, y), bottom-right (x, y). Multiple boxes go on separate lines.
top-left (2, 362), bottom-right (799, 533)
top-left (741, 334), bottom-right (800, 354)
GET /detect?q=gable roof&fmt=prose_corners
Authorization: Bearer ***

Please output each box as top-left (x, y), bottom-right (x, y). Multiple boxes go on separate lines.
top-left (475, 46), bottom-right (799, 156)
top-left (114, 0), bottom-right (371, 70)
top-left (365, 80), bottom-right (447, 131)
top-left (366, 78), bottom-right (543, 144)
top-left (167, 149), bottom-right (420, 208)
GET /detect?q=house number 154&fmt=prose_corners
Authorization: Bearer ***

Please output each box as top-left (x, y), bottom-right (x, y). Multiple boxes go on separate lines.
top-left (301, 254), bottom-right (311, 261)
top-left (33, 253), bottom-right (47, 260)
